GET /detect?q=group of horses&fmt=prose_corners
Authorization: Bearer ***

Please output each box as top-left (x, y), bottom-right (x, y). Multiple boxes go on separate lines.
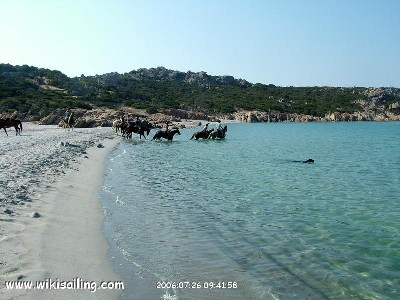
top-left (112, 119), bottom-right (153, 139)
top-left (0, 115), bottom-right (227, 141)
top-left (190, 125), bottom-right (227, 140)
top-left (0, 118), bottom-right (23, 136)
top-left (112, 118), bottom-right (227, 141)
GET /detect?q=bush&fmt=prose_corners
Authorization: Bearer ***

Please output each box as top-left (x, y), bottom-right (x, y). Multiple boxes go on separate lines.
top-left (146, 106), bottom-right (158, 114)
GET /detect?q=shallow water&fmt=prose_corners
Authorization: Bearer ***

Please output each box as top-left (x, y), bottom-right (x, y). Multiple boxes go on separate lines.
top-left (100, 122), bottom-right (400, 299)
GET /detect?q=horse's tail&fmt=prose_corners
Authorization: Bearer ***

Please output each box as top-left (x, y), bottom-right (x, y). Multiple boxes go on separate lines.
top-left (190, 134), bottom-right (194, 140)
top-left (20, 121), bottom-right (23, 132)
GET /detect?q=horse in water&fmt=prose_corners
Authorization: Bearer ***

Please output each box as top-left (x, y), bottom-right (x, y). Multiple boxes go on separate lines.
top-left (207, 125), bottom-right (227, 139)
top-left (190, 129), bottom-right (214, 140)
top-left (0, 119), bottom-right (23, 136)
top-left (124, 124), bottom-right (151, 139)
top-left (152, 129), bottom-right (181, 141)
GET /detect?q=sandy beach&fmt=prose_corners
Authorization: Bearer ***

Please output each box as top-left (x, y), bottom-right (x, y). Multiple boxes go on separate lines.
top-left (0, 123), bottom-right (122, 299)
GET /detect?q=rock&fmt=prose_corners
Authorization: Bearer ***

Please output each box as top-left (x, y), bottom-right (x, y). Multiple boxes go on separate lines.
top-left (17, 275), bottom-right (24, 281)
top-left (32, 212), bottom-right (41, 218)
top-left (4, 208), bottom-right (13, 215)
top-left (97, 143), bottom-right (104, 148)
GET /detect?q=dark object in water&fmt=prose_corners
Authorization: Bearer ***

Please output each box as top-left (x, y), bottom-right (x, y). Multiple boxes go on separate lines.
top-left (303, 158), bottom-right (314, 163)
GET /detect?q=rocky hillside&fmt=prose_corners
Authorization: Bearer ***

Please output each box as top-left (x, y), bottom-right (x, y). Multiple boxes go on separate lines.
top-left (1, 63), bottom-right (400, 125)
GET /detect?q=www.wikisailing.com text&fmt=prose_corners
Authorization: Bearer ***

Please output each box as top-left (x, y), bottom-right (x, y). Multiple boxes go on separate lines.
top-left (5, 277), bottom-right (124, 293)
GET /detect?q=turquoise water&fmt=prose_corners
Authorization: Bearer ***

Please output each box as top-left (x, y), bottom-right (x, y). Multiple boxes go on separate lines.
top-left (100, 122), bottom-right (400, 299)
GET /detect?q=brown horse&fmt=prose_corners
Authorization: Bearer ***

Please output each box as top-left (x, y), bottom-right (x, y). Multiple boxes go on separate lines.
top-left (207, 125), bottom-right (227, 139)
top-left (0, 119), bottom-right (23, 136)
top-left (152, 129), bottom-right (181, 141)
top-left (190, 129), bottom-right (214, 140)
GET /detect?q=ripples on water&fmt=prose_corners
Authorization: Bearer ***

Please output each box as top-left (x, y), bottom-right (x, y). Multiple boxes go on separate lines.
top-left (100, 122), bottom-right (400, 299)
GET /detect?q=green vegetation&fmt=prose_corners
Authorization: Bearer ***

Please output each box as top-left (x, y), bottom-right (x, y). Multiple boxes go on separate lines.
top-left (1, 64), bottom-right (399, 117)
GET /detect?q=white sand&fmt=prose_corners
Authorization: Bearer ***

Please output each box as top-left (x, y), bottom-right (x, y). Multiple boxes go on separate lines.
top-left (0, 123), bottom-right (122, 299)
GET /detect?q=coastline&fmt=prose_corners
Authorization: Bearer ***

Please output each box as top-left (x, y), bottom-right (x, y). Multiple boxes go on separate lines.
top-left (0, 124), bottom-right (122, 299)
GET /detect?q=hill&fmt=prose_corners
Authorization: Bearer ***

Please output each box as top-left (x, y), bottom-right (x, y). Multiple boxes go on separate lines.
top-left (1, 63), bottom-right (399, 123)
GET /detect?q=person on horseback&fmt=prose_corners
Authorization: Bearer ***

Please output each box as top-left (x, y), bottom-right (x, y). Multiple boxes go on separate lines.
top-left (202, 123), bottom-right (209, 132)
top-left (135, 116), bottom-right (141, 126)
top-left (1, 112), bottom-right (10, 123)
top-left (127, 115), bottom-right (132, 126)
top-left (64, 110), bottom-right (70, 122)
top-left (67, 111), bottom-right (74, 125)
top-left (164, 121), bottom-right (170, 132)
top-left (215, 120), bottom-right (223, 136)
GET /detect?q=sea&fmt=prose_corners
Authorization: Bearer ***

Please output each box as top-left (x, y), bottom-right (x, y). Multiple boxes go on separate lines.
top-left (98, 122), bottom-right (400, 300)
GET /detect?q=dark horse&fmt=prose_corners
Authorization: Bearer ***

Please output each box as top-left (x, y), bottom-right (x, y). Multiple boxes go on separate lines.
top-left (124, 124), bottom-right (151, 139)
top-left (0, 119), bottom-right (23, 136)
top-left (152, 129), bottom-right (181, 141)
top-left (207, 125), bottom-right (227, 139)
top-left (190, 129), bottom-right (214, 140)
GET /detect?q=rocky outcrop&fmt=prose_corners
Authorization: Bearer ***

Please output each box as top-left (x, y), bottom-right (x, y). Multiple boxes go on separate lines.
top-left (125, 67), bottom-right (252, 87)
top-left (35, 107), bottom-right (207, 128)
top-left (230, 109), bottom-right (400, 123)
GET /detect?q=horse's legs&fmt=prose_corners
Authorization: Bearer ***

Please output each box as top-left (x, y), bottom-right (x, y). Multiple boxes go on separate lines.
top-left (3, 128), bottom-right (8, 136)
top-left (15, 124), bottom-right (22, 135)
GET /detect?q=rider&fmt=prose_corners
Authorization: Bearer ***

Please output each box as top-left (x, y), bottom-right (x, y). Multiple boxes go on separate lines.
top-left (127, 115), bottom-right (132, 126)
top-left (135, 116), bottom-right (141, 126)
top-left (215, 120), bottom-right (223, 135)
top-left (0, 112), bottom-right (8, 123)
top-left (64, 110), bottom-right (70, 122)
top-left (67, 111), bottom-right (74, 126)
top-left (164, 121), bottom-right (170, 132)
top-left (202, 122), bottom-right (209, 132)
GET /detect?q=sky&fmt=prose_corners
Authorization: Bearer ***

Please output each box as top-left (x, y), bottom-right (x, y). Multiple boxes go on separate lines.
top-left (1, 0), bottom-right (399, 87)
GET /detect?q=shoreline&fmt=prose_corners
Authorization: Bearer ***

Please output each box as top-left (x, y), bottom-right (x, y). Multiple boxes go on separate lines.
top-left (0, 124), bottom-right (122, 299)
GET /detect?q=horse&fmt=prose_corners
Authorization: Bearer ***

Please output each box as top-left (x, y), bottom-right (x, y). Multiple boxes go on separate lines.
top-left (207, 125), bottom-right (227, 139)
top-left (0, 119), bottom-right (23, 136)
top-left (112, 119), bottom-right (122, 134)
top-left (60, 118), bottom-right (74, 131)
top-left (61, 113), bottom-right (75, 131)
top-left (190, 129), bottom-right (214, 140)
top-left (124, 124), bottom-right (151, 139)
top-left (152, 129), bottom-right (181, 141)
top-left (119, 122), bottom-right (128, 136)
